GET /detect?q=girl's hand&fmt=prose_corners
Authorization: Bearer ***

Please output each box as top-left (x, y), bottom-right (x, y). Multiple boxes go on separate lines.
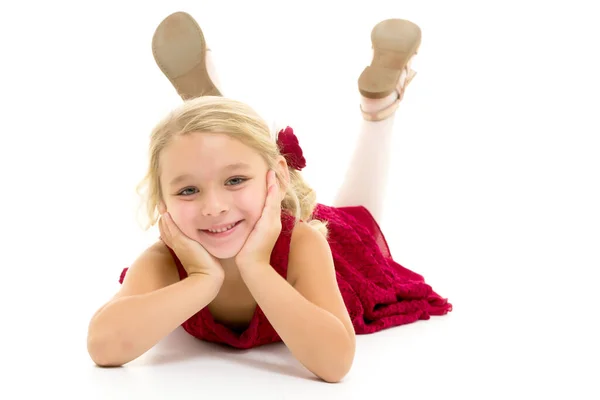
top-left (236, 170), bottom-right (283, 269)
top-left (158, 203), bottom-right (225, 281)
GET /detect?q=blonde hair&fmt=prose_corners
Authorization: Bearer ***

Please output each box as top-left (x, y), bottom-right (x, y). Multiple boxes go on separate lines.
top-left (135, 96), bottom-right (328, 237)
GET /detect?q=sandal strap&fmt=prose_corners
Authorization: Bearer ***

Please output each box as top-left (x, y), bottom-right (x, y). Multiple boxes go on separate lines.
top-left (361, 65), bottom-right (416, 122)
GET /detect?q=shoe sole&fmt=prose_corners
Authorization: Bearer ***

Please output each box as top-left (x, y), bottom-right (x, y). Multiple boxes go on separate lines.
top-left (358, 19), bottom-right (421, 99)
top-left (152, 11), bottom-right (221, 99)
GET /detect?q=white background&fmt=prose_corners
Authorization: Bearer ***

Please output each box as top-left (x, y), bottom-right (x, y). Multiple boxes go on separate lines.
top-left (1, 0), bottom-right (599, 399)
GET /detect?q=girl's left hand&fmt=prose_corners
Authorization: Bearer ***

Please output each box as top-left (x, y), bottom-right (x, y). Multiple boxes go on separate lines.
top-left (236, 170), bottom-right (283, 269)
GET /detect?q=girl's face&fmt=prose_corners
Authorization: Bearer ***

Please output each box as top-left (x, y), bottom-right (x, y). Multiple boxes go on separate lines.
top-left (158, 132), bottom-right (272, 260)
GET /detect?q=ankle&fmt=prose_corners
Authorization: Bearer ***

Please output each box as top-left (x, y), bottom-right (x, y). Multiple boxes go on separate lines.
top-left (359, 59), bottom-right (415, 121)
top-left (360, 91), bottom-right (398, 113)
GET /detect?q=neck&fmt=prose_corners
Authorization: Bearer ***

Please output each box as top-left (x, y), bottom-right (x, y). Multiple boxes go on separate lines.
top-left (219, 257), bottom-right (240, 278)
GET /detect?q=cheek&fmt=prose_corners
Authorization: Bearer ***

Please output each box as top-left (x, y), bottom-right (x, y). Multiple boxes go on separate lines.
top-left (168, 202), bottom-right (200, 235)
top-left (233, 188), bottom-right (266, 222)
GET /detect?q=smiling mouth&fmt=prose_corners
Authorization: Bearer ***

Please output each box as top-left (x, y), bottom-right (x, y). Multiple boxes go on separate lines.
top-left (200, 220), bottom-right (243, 235)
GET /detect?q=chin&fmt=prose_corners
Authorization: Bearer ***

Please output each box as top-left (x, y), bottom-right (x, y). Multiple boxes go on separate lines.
top-left (206, 244), bottom-right (243, 261)
top-left (192, 220), bottom-right (250, 261)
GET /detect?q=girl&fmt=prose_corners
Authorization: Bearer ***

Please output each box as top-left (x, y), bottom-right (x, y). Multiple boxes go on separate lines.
top-left (87, 11), bottom-right (452, 383)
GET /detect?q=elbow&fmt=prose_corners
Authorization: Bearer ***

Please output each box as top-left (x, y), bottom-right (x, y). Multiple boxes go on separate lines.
top-left (87, 336), bottom-right (122, 367)
top-left (87, 305), bottom-right (139, 367)
top-left (320, 370), bottom-right (349, 384)
top-left (87, 329), bottom-right (132, 368)
top-left (318, 358), bottom-right (353, 383)
top-left (318, 336), bottom-right (356, 383)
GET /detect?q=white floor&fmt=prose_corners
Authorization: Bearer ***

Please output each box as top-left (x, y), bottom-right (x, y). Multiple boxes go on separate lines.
top-left (2, 1), bottom-right (599, 399)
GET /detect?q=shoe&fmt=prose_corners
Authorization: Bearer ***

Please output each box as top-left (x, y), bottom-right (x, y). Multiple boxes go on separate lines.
top-left (358, 19), bottom-right (420, 121)
top-left (152, 11), bottom-right (221, 100)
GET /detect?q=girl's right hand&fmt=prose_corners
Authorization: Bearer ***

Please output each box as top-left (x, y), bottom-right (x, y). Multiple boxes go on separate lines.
top-left (158, 204), bottom-right (225, 281)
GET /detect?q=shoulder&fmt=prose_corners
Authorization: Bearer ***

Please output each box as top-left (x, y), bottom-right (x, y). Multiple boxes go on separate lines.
top-left (134, 240), bottom-right (177, 270)
top-left (286, 220), bottom-right (333, 285)
top-left (114, 240), bottom-right (180, 299)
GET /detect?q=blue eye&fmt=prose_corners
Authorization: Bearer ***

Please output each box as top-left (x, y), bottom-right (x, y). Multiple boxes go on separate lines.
top-left (178, 187), bottom-right (198, 196)
top-left (226, 177), bottom-right (247, 186)
top-left (177, 178), bottom-right (246, 195)
top-left (227, 177), bottom-right (248, 186)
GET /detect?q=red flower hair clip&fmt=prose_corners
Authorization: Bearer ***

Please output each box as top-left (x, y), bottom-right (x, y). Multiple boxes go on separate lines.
top-left (276, 126), bottom-right (306, 171)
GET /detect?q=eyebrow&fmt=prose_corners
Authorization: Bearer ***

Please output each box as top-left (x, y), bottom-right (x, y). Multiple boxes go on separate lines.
top-left (168, 162), bottom-right (252, 186)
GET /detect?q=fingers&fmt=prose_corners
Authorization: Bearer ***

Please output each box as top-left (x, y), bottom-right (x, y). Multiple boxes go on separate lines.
top-left (270, 170), bottom-right (280, 203)
top-left (266, 170), bottom-right (277, 194)
top-left (268, 169), bottom-right (275, 186)
top-left (164, 212), bottom-right (178, 239)
top-left (158, 203), bottom-right (168, 243)
top-left (158, 205), bottom-right (178, 247)
top-left (158, 213), bottom-right (171, 246)
top-left (164, 211), bottom-right (191, 247)
top-left (267, 170), bottom-right (281, 215)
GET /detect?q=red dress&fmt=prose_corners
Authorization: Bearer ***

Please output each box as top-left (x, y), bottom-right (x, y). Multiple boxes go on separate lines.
top-left (119, 203), bottom-right (452, 349)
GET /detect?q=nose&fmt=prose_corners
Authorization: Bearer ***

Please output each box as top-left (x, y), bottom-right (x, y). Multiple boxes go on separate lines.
top-left (200, 189), bottom-right (229, 217)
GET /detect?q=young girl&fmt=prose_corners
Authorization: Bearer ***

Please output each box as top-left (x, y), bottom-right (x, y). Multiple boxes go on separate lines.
top-left (87, 11), bottom-right (452, 383)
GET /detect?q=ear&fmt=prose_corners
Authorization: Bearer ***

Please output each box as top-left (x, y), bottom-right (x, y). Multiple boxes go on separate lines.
top-left (275, 155), bottom-right (291, 197)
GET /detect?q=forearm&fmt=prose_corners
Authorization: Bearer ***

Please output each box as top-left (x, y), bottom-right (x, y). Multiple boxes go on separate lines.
top-left (87, 275), bottom-right (222, 367)
top-left (240, 264), bottom-right (354, 383)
